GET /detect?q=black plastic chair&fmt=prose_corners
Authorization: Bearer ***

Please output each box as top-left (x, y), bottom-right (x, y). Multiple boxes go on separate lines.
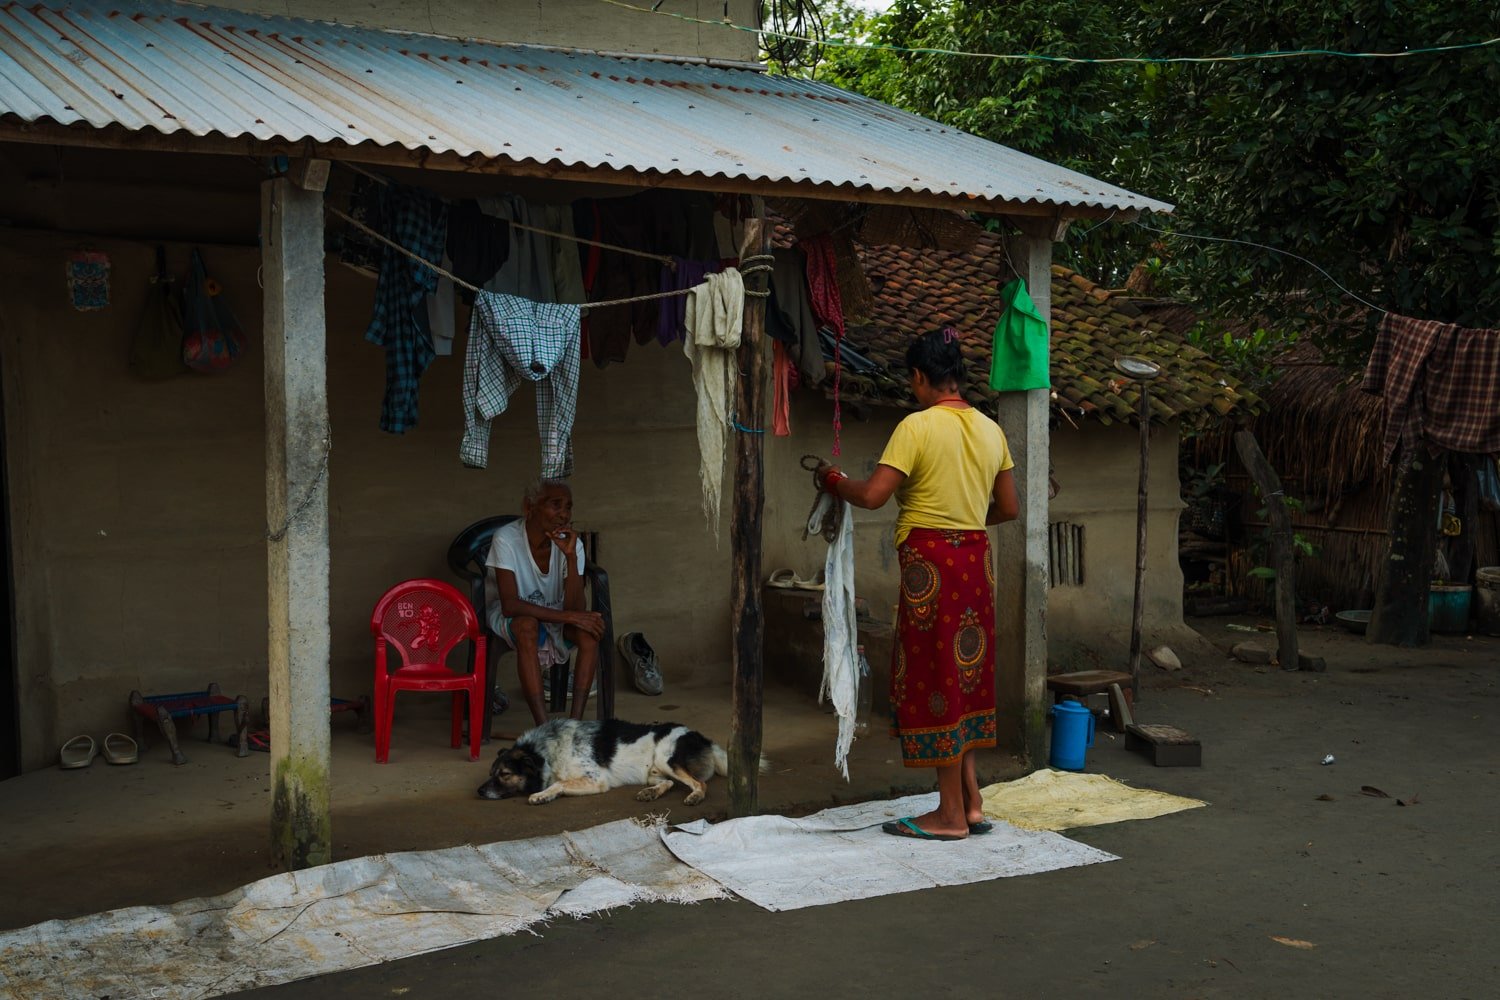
top-left (447, 516), bottom-right (615, 740)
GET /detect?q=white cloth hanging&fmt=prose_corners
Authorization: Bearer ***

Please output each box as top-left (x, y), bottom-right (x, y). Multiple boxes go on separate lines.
top-left (682, 267), bottom-right (745, 537)
top-left (809, 492), bottom-right (858, 778)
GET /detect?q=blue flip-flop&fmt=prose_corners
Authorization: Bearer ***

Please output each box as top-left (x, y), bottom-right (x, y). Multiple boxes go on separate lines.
top-left (968, 820), bottom-right (994, 835)
top-left (881, 817), bottom-right (966, 842)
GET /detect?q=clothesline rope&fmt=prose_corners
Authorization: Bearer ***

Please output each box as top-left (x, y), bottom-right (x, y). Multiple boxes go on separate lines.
top-left (329, 206), bottom-right (769, 307)
top-left (341, 161), bottom-right (679, 267)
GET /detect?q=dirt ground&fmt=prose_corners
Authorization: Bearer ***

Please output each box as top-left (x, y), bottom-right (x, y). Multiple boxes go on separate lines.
top-left (5, 617), bottom-right (1498, 998)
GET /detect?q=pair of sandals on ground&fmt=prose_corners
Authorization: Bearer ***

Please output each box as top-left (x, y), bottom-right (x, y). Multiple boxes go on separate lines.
top-left (59, 732), bottom-right (139, 768)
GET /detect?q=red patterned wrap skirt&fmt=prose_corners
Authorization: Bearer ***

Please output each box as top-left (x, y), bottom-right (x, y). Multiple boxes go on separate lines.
top-left (891, 528), bottom-right (998, 767)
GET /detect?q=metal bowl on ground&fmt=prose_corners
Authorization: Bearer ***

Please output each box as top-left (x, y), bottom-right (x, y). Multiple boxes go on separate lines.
top-left (1336, 610), bottom-right (1371, 635)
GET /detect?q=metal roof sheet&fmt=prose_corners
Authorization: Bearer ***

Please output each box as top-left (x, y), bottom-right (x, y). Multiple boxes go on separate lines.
top-left (0, 0), bottom-right (1173, 216)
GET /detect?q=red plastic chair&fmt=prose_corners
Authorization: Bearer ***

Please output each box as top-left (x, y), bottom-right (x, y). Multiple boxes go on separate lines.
top-left (371, 579), bottom-right (487, 764)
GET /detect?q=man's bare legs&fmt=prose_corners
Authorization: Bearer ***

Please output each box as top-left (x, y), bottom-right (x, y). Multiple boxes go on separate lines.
top-left (565, 625), bottom-right (599, 721)
top-left (510, 617), bottom-right (601, 725)
top-left (510, 617), bottom-right (549, 726)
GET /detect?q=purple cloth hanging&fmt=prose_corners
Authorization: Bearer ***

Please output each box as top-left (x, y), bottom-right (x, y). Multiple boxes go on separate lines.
top-left (657, 257), bottom-right (719, 345)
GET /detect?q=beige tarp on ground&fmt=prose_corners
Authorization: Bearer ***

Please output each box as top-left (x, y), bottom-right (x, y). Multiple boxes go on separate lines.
top-left (0, 819), bottom-right (723, 1000)
top-left (980, 769), bottom-right (1207, 831)
top-left (0, 779), bottom-right (1195, 999)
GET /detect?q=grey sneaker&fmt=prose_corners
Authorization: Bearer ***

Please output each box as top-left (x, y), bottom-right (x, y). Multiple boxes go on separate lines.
top-left (618, 632), bottom-right (664, 695)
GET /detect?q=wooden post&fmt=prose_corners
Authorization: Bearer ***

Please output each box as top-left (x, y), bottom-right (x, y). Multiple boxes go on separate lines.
top-left (1127, 383), bottom-right (1150, 698)
top-left (729, 211), bottom-right (770, 816)
top-left (1369, 446), bottom-right (1444, 646)
top-left (262, 165), bottom-right (332, 870)
top-left (1233, 430), bottom-right (1298, 670)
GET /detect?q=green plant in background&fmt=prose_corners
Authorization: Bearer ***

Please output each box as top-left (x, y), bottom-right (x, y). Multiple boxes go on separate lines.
top-left (1184, 325), bottom-right (1298, 399)
top-left (1247, 494), bottom-right (1318, 581)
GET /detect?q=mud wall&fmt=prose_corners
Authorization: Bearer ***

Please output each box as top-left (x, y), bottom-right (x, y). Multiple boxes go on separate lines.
top-left (0, 160), bottom-right (735, 772)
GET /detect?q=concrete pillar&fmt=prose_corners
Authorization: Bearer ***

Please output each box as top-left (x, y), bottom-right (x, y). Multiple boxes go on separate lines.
top-left (994, 222), bottom-right (1058, 767)
top-left (261, 171), bottom-right (332, 870)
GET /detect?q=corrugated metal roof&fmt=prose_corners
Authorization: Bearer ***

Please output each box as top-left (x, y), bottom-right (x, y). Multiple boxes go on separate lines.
top-left (0, 0), bottom-right (1173, 215)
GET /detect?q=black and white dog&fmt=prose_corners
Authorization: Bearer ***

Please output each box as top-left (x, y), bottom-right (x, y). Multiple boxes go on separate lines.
top-left (478, 718), bottom-right (759, 806)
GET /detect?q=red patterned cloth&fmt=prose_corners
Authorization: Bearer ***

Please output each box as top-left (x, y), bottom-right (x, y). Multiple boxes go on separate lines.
top-left (891, 528), bottom-right (998, 768)
top-left (802, 233), bottom-right (846, 453)
top-left (800, 233), bottom-right (844, 336)
top-left (1362, 312), bottom-right (1500, 461)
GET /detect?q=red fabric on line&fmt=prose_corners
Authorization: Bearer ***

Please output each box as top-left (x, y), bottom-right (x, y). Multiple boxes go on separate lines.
top-left (772, 341), bottom-right (792, 437)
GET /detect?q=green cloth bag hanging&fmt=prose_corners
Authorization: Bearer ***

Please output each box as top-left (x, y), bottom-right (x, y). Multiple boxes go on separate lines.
top-left (989, 277), bottom-right (1050, 391)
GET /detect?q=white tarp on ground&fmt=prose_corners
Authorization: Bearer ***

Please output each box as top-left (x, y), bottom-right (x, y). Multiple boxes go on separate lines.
top-left (0, 796), bottom-right (1118, 999)
top-left (0, 819), bottom-right (724, 1000)
top-left (661, 793), bottom-right (1118, 912)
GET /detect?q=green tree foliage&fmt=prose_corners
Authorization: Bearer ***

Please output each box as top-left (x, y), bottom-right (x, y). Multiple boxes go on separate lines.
top-left (815, 0), bottom-right (1163, 288)
top-left (812, 0), bottom-right (1500, 367)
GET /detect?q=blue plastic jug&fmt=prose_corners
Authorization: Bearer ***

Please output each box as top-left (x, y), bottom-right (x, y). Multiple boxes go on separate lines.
top-left (1049, 700), bottom-right (1095, 771)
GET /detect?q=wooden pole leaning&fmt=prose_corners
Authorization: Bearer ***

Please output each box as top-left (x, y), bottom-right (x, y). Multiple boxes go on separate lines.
top-left (729, 211), bottom-right (771, 817)
top-left (1234, 430), bottom-right (1299, 670)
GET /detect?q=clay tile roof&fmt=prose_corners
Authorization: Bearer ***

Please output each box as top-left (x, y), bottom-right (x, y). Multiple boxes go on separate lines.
top-left (803, 226), bottom-right (1254, 426)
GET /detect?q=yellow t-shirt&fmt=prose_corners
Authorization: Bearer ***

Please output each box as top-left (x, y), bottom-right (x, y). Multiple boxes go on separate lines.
top-left (878, 405), bottom-right (1015, 546)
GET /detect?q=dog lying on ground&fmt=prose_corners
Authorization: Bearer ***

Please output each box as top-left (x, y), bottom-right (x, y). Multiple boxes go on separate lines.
top-left (477, 718), bottom-right (763, 805)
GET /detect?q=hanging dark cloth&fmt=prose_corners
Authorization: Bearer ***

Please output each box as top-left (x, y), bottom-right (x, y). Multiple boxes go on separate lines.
top-left (445, 199), bottom-right (510, 305)
top-left (583, 195), bottom-right (664, 366)
top-left (766, 246), bottom-right (825, 386)
top-left (363, 183), bottom-right (448, 434)
top-left (657, 258), bottom-right (720, 345)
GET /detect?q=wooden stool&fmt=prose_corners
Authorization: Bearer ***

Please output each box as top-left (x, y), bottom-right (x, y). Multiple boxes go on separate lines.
top-left (1045, 670), bottom-right (1135, 707)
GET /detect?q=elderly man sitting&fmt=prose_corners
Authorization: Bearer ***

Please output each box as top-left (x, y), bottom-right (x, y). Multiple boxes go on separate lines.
top-left (485, 479), bottom-right (603, 725)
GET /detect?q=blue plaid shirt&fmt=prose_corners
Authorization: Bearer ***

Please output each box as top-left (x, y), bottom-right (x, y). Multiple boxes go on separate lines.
top-left (363, 184), bottom-right (448, 434)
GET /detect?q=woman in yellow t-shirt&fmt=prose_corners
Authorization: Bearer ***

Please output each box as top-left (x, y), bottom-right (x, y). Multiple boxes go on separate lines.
top-left (819, 329), bottom-right (1018, 841)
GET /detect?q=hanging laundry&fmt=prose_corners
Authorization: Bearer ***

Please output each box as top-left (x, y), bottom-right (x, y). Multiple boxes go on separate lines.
top-left (801, 233), bottom-right (845, 338)
top-left (989, 277), bottom-right (1051, 392)
top-left (809, 490), bottom-right (858, 778)
top-left (1361, 312), bottom-right (1500, 462)
top-left (772, 341), bottom-right (793, 437)
top-left (363, 183), bottom-right (447, 433)
top-left (682, 268), bottom-right (745, 537)
top-left (658, 258), bottom-right (720, 345)
top-left (767, 246), bottom-right (826, 386)
top-left (802, 232), bottom-right (846, 454)
top-left (427, 257), bottom-right (457, 357)
top-left (573, 199), bottom-right (604, 360)
top-left (460, 291), bottom-right (582, 479)
top-left (583, 195), bottom-right (662, 366)
top-left (337, 175), bottom-right (385, 277)
top-left (539, 203), bottom-right (586, 309)
top-left (445, 199), bottom-right (510, 305)
top-left (479, 195), bottom-right (557, 303)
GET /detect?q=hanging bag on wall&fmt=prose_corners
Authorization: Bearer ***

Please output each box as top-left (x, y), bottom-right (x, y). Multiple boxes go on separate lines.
top-left (989, 277), bottom-right (1051, 392)
top-left (127, 245), bottom-right (187, 380)
top-left (181, 249), bottom-right (244, 372)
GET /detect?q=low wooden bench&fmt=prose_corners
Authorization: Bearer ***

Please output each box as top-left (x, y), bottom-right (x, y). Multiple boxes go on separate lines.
top-left (130, 684), bottom-right (249, 765)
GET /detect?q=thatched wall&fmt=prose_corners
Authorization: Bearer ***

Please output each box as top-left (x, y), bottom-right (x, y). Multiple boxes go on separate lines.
top-left (1196, 347), bottom-right (1499, 614)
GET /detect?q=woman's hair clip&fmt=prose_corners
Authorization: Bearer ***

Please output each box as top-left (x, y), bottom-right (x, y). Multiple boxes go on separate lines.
top-left (942, 326), bottom-right (961, 343)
